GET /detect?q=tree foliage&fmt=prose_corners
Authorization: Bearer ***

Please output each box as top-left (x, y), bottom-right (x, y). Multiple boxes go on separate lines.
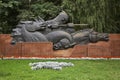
top-left (62, 0), bottom-right (120, 33)
top-left (0, 0), bottom-right (120, 33)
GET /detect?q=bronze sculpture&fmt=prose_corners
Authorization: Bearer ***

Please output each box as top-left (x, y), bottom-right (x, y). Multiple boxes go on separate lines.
top-left (11, 11), bottom-right (109, 50)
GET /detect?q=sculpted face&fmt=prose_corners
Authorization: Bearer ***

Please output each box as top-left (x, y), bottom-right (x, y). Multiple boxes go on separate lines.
top-left (89, 32), bottom-right (109, 42)
top-left (11, 27), bottom-right (23, 44)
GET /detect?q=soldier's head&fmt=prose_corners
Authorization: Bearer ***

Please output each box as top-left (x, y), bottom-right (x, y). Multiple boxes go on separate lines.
top-left (54, 11), bottom-right (69, 24)
top-left (11, 24), bottom-right (23, 45)
top-left (89, 31), bottom-right (109, 42)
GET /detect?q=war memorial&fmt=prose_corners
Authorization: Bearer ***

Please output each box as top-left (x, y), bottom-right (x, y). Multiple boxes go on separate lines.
top-left (0, 11), bottom-right (120, 59)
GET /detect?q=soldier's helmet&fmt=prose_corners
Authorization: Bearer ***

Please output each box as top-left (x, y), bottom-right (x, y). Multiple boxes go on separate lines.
top-left (53, 11), bottom-right (69, 24)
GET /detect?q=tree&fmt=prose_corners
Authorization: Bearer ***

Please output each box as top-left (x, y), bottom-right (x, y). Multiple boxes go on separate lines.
top-left (0, 0), bottom-right (120, 33)
top-left (0, 0), bottom-right (20, 33)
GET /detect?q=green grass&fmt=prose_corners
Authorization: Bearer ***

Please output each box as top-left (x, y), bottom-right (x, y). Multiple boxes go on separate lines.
top-left (0, 59), bottom-right (120, 80)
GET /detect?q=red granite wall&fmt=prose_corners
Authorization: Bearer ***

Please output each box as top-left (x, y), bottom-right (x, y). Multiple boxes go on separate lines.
top-left (0, 34), bottom-right (120, 58)
top-left (110, 34), bottom-right (120, 57)
top-left (88, 42), bottom-right (111, 58)
top-left (0, 34), bottom-right (12, 58)
top-left (22, 42), bottom-right (53, 58)
top-left (70, 45), bottom-right (88, 57)
top-left (0, 34), bottom-right (2, 58)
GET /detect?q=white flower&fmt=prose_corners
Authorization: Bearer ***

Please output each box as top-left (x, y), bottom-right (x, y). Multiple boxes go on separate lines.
top-left (29, 61), bottom-right (74, 70)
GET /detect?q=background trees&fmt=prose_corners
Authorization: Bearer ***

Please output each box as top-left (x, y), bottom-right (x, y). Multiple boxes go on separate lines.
top-left (0, 0), bottom-right (120, 34)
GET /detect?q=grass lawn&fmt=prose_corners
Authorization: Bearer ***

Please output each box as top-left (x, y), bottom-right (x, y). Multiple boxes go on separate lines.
top-left (0, 59), bottom-right (120, 80)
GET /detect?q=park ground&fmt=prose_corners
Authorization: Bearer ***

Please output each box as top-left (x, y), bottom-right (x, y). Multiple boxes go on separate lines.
top-left (0, 59), bottom-right (120, 80)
